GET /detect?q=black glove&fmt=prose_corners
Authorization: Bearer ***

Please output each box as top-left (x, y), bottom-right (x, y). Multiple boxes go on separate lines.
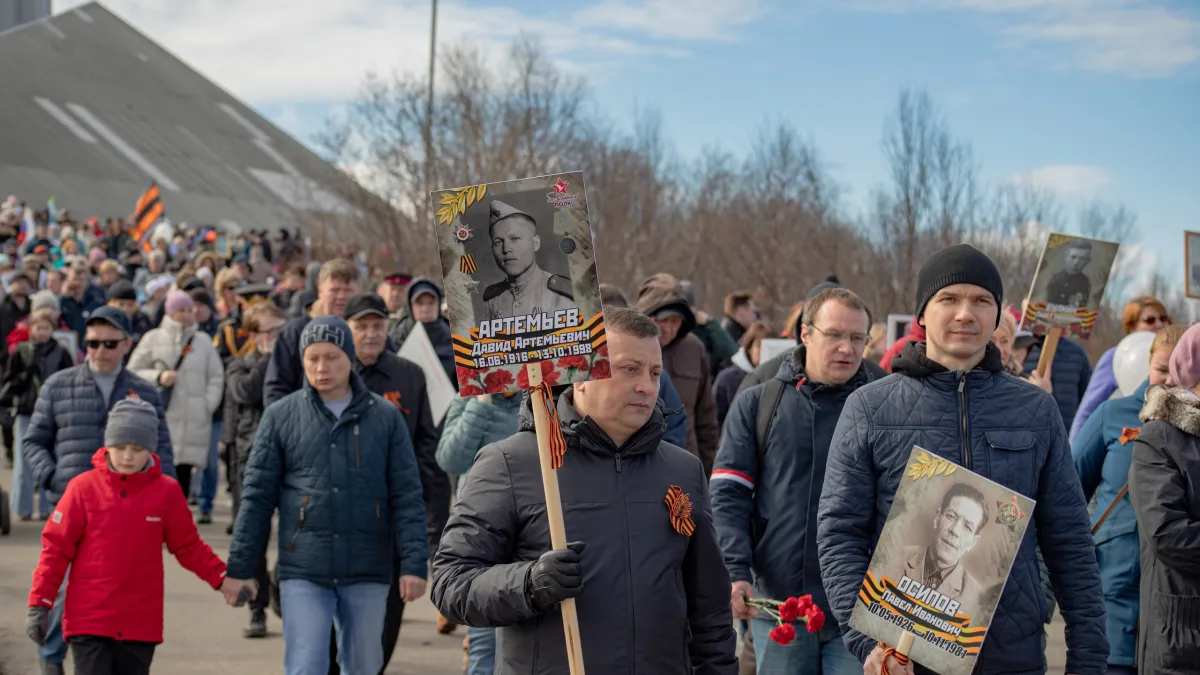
top-left (25, 606), bottom-right (49, 646)
top-left (526, 541), bottom-right (585, 612)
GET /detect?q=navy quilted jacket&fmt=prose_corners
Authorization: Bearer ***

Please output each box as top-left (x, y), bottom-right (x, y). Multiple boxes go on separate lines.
top-left (1022, 334), bottom-right (1093, 433)
top-left (817, 341), bottom-right (1108, 675)
top-left (226, 372), bottom-right (429, 586)
top-left (22, 364), bottom-right (175, 503)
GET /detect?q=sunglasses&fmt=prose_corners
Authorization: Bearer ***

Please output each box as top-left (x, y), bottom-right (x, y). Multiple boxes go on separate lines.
top-left (1144, 315), bottom-right (1170, 326)
top-left (85, 339), bottom-right (123, 350)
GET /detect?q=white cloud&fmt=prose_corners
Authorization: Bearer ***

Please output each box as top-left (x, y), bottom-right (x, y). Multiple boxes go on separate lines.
top-left (843, 0), bottom-right (1200, 77)
top-left (54, 0), bottom-right (759, 105)
top-left (1010, 164), bottom-right (1112, 195)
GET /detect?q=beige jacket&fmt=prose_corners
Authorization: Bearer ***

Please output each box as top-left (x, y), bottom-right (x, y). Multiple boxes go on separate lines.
top-left (129, 317), bottom-right (224, 468)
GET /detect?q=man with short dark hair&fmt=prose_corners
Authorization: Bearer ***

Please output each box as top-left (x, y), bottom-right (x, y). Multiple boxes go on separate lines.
top-left (713, 287), bottom-right (877, 674)
top-left (264, 259), bottom-right (361, 407)
top-left (817, 244), bottom-right (1107, 675)
top-left (22, 306), bottom-right (174, 675)
top-left (721, 291), bottom-right (758, 345)
top-left (432, 306), bottom-right (737, 674)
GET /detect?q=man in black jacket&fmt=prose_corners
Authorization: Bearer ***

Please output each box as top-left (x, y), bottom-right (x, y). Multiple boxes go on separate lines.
top-left (432, 307), bottom-right (738, 674)
top-left (264, 259), bottom-right (360, 408)
top-left (329, 293), bottom-right (446, 675)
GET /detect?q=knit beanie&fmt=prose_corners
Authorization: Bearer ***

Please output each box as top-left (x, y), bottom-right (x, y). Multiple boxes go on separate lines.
top-left (1169, 323), bottom-right (1200, 391)
top-left (30, 290), bottom-right (59, 313)
top-left (104, 398), bottom-right (159, 451)
top-left (301, 316), bottom-right (355, 364)
top-left (915, 245), bottom-right (1004, 328)
top-left (164, 289), bottom-right (194, 315)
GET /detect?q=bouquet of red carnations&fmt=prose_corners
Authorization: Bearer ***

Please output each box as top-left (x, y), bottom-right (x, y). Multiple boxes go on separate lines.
top-left (746, 593), bottom-right (826, 646)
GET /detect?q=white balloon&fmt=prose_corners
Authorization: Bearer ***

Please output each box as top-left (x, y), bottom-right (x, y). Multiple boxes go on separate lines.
top-left (1113, 331), bottom-right (1157, 395)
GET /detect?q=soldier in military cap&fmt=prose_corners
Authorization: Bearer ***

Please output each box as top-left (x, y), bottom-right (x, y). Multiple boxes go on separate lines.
top-left (214, 282), bottom-right (275, 364)
top-left (1046, 238), bottom-right (1093, 308)
top-left (482, 200), bottom-right (574, 321)
top-left (377, 269), bottom-right (413, 335)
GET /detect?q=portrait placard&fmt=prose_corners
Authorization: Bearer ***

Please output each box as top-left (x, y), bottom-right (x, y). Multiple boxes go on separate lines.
top-left (431, 172), bottom-right (607, 396)
top-left (849, 446), bottom-right (1036, 675)
top-left (1021, 232), bottom-right (1119, 340)
top-left (1185, 231), bottom-right (1200, 299)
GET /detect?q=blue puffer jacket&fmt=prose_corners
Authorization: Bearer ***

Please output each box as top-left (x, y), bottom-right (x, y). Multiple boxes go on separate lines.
top-left (1071, 379), bottom-right (1147, 668)
top-left (1023, 334), bottom-right (1093, 433)
top-left (436, 393), bottom-right (522, 477)
top-left (711, 346), bottom-right (875, 627)
top-left (818, 341), bottom-right (1108, 675)
top-left (22, 364), bottom-right (175, 503)
top-left (227, 372), bottom-right (429, 586)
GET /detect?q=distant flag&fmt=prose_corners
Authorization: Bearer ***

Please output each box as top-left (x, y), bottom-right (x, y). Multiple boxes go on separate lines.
top-left (47, 196), bottom-right (56, 225)
top-left (17, 205), bottom-right (33, 245)
top-left (130, 182), bottom-right (164, 252)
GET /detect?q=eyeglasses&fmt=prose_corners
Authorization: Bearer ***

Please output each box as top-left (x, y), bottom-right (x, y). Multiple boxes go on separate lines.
top-left (809, 325), bottom-right (869, 350)
top-left (85, 339), bottom-right (122, 350)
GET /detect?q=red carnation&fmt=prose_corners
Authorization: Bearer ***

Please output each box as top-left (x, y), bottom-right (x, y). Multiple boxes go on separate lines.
top-left (590, 358), bottom-right (611, 380)
top-left (460, 384), bottom-right (485, 397)
top-left (557, 355), bottom-right (589, 373)
top-left (456, 366), bottom-right (475, 389)
top-left (778, 597), bottom-right (802, 623)
top-left (795, 594), bottom-right (814, 616)
top-left (517, 360), bottom-right (561, 389)
top-left (804, 605), bottom-right (825, 633)
top-left (769, 622), bottom-right (796, 646)
top-left (484, 369), bottom-right (515, 394)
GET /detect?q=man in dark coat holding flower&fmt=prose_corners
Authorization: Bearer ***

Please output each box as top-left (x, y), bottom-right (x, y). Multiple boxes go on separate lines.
top-left (431, 307), bottom-right (737, 674)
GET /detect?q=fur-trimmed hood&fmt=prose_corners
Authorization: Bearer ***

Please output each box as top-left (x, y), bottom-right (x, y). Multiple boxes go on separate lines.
top-left (1140, 384), bottom-right (1200, 436)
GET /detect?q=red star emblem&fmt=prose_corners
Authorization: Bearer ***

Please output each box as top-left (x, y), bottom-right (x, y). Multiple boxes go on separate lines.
top-left (552, 179), bottom-right (569, 194)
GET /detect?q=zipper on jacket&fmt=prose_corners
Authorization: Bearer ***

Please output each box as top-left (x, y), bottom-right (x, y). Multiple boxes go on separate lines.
top-left (354, 425), bottom-right (362, 468)
top-left (615, 457), bottom-right (635, 672)
top-left (287, 496), bottom-right (309, 552)
top-left (958, 375), bottom-right (970, 471)
top-left (614, 452), bottom-right (622, 473)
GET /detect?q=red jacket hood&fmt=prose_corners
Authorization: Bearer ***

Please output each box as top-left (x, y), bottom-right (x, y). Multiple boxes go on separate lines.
top-left (90, 447), bottom-right (163, 480)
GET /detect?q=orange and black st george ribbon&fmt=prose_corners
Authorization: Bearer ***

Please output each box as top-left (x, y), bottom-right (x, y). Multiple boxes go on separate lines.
top-left (130, 182), bottom-right (164, 250)
top-left (858, 571), bottom-right (987, 655)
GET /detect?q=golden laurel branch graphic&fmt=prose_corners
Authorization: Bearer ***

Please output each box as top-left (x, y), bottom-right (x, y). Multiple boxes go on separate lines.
top-left (436, 183), bottom-right (488, 226)
top-left (906, 451), bottom-right (958, 481)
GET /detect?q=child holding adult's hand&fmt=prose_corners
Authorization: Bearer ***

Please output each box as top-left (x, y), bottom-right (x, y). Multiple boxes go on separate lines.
top-left (26, 398), bottom-right (253, 675)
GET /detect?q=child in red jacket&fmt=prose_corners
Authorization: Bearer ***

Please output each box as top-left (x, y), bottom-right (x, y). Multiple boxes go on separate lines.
top-left (25, 398), bottom-right (249, 675)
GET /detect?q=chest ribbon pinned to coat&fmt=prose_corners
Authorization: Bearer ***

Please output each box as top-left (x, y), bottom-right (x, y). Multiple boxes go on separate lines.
top-left (531, 381), bottom-right (567, 469)
top-left (383, 391), bottom-right (410, 415)
top-left (664, 485), bottom-right (695, 537)
top-left (1118, 427), bottom-right (1140, 445)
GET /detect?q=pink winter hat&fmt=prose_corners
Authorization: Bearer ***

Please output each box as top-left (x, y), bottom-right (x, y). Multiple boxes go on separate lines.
top-left (1169, 323), bottom-right (1200, 390)
top-left (164, 289), bottom-right (194, 316)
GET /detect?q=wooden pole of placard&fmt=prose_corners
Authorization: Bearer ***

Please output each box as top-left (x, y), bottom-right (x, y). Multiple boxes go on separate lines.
top-left (1035, 326), bottom-right (1062, 378)
top-left (880, 631), bottom-right (916, 675)
top-left (525, 363), bottom-right (586, 675)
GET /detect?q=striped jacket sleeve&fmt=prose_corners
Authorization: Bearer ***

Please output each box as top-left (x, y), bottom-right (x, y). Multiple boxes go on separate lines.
top-left (708, 385), bottom-right (762, 584)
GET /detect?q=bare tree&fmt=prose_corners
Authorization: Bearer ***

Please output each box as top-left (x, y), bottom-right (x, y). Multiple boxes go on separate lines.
top-left (874, 89), bottom-right (981, 314)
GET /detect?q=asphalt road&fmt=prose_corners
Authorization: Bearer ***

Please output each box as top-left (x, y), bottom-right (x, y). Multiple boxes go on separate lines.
top-left (0, 460), bottom-right (1071, 674)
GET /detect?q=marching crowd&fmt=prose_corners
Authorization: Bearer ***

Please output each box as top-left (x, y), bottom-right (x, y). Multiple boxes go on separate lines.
top-left (0, 197), bottom-right (1197, 675)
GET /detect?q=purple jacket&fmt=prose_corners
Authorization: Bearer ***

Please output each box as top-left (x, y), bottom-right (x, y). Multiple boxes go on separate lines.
top-left (1069, 346), bottom-right (1117, 443)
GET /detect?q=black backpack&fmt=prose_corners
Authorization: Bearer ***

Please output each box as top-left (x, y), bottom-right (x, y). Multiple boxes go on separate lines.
top-left (753, 378), bottom-right (786, 474)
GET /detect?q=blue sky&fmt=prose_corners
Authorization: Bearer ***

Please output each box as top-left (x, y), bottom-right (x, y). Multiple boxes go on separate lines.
top-left (66, 0), bottom-right (1197, 292)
